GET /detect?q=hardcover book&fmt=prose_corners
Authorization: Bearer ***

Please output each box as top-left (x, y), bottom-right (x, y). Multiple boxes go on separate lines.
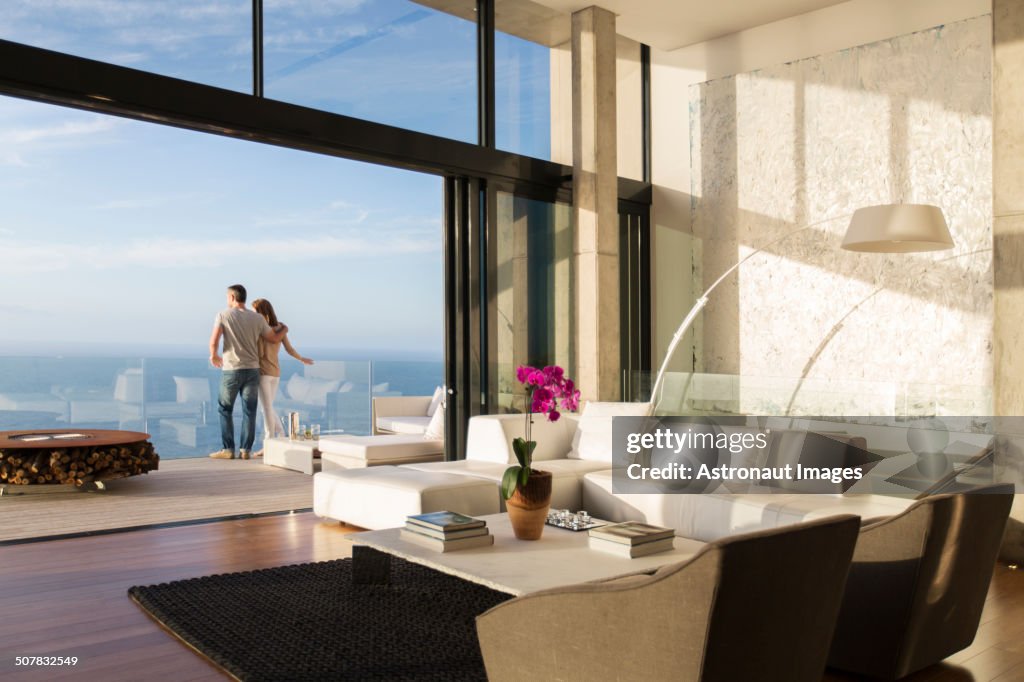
top-left (399, 529), bottom-right (495, 553)
top-left (405, 511), bottom-right (486, 532)
top-left (588, 521), bottom-right (675, 545)
top-left (588, 535), bottom-right (675, 558)
top-left (402, 523), bottom-right (490, 540)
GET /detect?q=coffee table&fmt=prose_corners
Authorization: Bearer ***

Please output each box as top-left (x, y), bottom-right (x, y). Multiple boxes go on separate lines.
top-left (349, 513), bottom-right (705, 596)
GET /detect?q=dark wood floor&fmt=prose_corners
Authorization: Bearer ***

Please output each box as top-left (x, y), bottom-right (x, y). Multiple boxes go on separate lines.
top-left (0, 512), bottom-right (357, 681)
top-left (1, 513), bottom-right (1023, 681)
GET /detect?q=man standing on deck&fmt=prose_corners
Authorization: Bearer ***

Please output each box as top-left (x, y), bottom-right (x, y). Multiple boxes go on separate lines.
top-left (208, 284), bottom-right (287, 460)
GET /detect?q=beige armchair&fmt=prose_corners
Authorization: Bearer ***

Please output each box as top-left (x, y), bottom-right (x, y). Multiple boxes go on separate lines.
top-left (371, 396), bottom-right (434, 435)
top-left (827, 485), bottom-right (1014, 679)
top-left (477, 515), bottom-right (862, 682)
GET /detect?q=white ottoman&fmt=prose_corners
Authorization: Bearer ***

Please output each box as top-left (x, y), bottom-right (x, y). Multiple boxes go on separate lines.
top-left (313, 466), bottom-right (500, 529)
top-left (318, 434), bottom-right (444, 473)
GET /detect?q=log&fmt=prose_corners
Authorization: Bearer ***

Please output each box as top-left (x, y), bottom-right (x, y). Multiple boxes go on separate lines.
top-left (1, 435), bottom-right (159, 486)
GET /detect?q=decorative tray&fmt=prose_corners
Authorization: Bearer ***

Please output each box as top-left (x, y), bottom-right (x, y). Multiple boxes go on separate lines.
top-left (545, 510), bottom-right (604, 532)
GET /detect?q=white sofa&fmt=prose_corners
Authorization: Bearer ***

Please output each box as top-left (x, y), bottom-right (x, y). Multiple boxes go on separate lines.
top-left (313, 413), bottom-right (600, 528)
top-left (312, 403), bottom-right (917, 536)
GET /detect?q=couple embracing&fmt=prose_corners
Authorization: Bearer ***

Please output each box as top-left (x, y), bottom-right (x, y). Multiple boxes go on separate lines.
top-left (208, 284), bottom-right (313, 460)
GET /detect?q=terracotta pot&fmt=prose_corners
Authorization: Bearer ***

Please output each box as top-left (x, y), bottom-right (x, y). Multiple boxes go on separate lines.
top-left (506, 469), bottom-right (552, 540)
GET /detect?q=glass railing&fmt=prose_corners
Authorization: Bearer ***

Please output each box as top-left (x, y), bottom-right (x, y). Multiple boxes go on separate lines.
top-left (0, 356), bottom-right (443, 460)
top-left (629, 370), bottom-right (992, 419)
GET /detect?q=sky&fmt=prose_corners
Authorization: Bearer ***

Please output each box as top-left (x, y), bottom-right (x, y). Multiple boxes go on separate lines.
top-left (0, 0), bottom-right (551, 360)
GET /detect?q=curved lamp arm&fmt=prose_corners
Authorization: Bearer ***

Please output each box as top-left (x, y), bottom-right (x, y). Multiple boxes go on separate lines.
top-left (647, 205), bottom-right (952, 413)
top-left (649, 219), bottom-right (837, 410)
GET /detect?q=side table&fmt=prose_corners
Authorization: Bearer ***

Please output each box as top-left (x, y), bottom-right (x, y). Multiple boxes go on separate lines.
top-left (263, 437), bottom-right (320, 475)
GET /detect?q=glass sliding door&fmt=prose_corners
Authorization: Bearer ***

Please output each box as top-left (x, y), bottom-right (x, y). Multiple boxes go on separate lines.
top-left (620, 201), bottom-right (652, 401)
top-left (491, 190), bottom-right (573, 413)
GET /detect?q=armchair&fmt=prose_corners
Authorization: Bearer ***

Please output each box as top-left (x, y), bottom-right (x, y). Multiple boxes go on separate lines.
top-left (371, 395), bottom-right (434, 435)
top-left (476, 515), bottom-right (861, 682)
top-left (827, 485), bottom-right (1014, 679)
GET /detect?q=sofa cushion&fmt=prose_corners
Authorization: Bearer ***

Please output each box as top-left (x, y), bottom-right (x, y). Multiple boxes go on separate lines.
top-left (399, 460), bottom-right (588, 511)
top-left (570, 401), bottom-right (652, 461)
top-left (537, 459), bottom-right (611, 478)
top-left (400, 460), bottom-right (508, 482)
top-left (581, 469), bottom-right (813, 541)
top-left (466, 414), bottom-right (576, 464)
top-left (318, 434), bottom-right (442, 462)
top-left (377, 416), bottom-right (432, 434)
top-left (772, 494), bottom-right (914, 526)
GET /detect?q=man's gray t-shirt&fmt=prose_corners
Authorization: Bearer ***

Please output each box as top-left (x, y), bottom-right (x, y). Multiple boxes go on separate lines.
top-left (216, 308), bottom-right (272, 370)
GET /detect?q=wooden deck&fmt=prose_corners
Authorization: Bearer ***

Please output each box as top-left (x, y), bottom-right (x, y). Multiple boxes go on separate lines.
top-left (0, 511), bottom-right (1023, 681)
top-left (0, 458), bottom-right (315, 543)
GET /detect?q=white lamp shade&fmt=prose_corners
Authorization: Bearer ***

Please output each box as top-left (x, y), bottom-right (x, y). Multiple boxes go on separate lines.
top-left (841, 204), bottom-right (953, 253)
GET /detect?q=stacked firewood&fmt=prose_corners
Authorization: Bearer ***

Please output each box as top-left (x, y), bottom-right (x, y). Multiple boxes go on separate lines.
top-left (0, 441), bottom-right (159, 486)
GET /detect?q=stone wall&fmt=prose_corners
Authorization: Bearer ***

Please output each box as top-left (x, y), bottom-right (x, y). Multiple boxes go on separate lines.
top-left (689, 15), bottom-right (992, 416)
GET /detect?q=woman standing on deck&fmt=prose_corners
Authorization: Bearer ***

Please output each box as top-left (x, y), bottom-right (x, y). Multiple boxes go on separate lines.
top-left (252, 298), bottom-right (313, 456)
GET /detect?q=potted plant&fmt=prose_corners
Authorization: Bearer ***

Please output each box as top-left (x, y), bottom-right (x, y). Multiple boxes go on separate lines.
top-left (501, 364), bottom-right (580, 540)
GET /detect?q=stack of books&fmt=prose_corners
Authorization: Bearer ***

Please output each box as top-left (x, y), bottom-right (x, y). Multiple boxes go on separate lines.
top-left (588, 521), bottom-right (676, 558)
top-left (399, 511), bottom-right (494, 552)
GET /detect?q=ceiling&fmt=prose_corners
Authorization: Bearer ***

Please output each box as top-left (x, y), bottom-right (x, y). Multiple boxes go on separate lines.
top-left (516, 0), bottom-right (852, 51)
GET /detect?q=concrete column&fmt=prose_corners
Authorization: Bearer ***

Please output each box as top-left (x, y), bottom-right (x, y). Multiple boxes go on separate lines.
top-left (572, 5), bottom-right (620, 402)
top-left (993, 0), bottom-right (1024, 562)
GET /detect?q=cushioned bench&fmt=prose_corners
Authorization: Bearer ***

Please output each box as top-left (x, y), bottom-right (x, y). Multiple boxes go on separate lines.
top-left (313, 466), bottom-right (498, 530)
top-left (318, 434), bottom-right (444, 472)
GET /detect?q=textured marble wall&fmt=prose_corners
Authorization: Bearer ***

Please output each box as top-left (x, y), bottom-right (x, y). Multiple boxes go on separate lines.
top-left (689, 15), bottom-right (992, 415)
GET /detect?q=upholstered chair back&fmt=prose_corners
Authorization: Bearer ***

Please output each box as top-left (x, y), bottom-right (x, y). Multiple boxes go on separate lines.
top-left (828, 485), bottom-right (1014, 679)
top-left (477, 514), bottom-right (861, 682)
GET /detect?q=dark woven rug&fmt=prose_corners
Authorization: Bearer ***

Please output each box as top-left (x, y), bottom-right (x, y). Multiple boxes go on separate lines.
top-left (128, 557), bottom-right (511, 681)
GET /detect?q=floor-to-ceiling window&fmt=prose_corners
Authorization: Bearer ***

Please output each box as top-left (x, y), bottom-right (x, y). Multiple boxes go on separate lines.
top-left (492, 191), bottom-right (573, 412)
top-left (264, 0), bottom-right (477, 141)
top-left (0, 1), bottom-right (253, 92)
top-left (0, 95), bottom-right (443, 458)
top-left (0, 0), bottom-right (652, 451)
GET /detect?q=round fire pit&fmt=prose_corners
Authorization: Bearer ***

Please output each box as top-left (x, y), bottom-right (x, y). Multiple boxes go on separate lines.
top-left (0, 429), bottom-right (158, 490)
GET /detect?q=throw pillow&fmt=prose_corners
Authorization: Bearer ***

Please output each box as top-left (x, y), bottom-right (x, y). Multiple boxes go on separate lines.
top-left (427, 385), bottom-right (445, 417)
top-left (424, 404), bottom-right (445, 440)
top-left (569, 400), bottom-right (653, 462)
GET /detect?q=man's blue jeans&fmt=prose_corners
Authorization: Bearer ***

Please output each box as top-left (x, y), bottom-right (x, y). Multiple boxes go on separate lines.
top-left (219, 368), bottom-right (260, 453)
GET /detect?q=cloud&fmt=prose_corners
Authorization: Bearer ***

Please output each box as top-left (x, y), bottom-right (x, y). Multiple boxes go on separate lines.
top-left (254, 208), bottom-right (370, 229)
top-left (90, 193), bottom-right (214, 211)
top-left (0, 116), bottom-right (119, 165)
top-left (0, 232), bottom-right (440, 274)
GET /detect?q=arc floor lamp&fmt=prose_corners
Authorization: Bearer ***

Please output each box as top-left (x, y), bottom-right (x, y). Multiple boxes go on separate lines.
top-left (649, 203), bottom-right (956, 409)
